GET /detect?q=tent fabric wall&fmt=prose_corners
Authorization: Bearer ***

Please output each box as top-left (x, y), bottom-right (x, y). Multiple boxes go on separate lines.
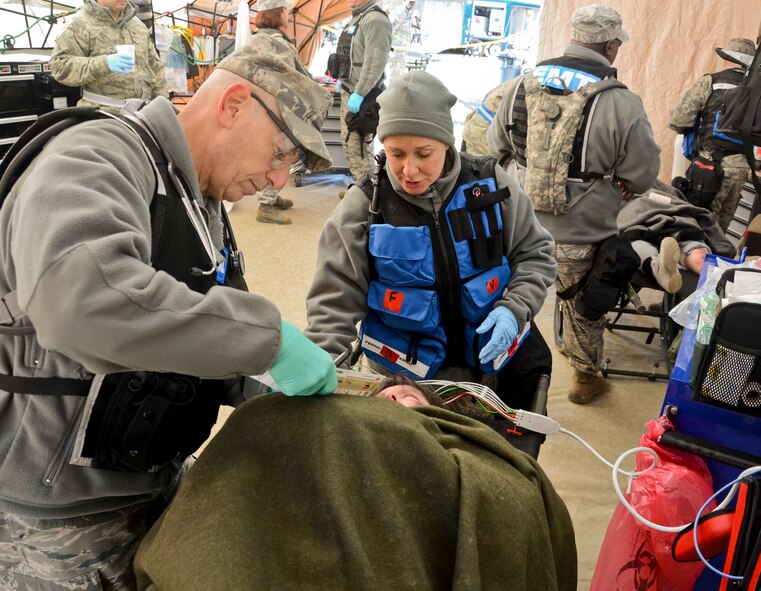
top-left (538, 0), bottom-right (760, 183)
top-left (285, 0), bottom-right (351, 67)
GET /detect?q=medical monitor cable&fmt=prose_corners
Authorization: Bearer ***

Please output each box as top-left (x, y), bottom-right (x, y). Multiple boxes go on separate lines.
top-left (424, 379), bottom-right (761, 585)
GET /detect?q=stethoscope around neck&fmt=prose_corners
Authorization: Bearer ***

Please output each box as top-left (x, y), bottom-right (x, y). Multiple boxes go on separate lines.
top-left (167, 162), bottom-right (221, 277)
top-left (134, 111), bottom-right (220, 277)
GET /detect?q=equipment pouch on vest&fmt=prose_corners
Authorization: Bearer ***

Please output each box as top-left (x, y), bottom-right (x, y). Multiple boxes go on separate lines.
top-left (446, 179), bottom-right (510, 273)
top-left (360, 312), bottom-right (447, 380)
top-left (369, 223), bottom-right (435, 286)
top-left (460, 267), bottom-right (510, 322)
top-left (685, 155), bottom-right (724, 208)
top-left (559, 235), bottom-right (639, 321)
top-left (326, 51), bottom-right (351, 80)
top-left (72, 372), bottom-right (223, 473)
top-left (368, 280), bottom-right (440, 332)
top-left (345, 85), bottom-right (384, 140)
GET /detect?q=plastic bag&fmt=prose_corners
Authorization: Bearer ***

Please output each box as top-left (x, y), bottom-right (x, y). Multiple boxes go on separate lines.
top-left (669, 258), bottom-right (735, 329)
top-left (590, 418), bottom-right (716, 591)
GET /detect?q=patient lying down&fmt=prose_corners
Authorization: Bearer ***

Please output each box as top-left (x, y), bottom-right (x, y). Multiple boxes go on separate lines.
top-left (134, 388), bottom-right (577, 591)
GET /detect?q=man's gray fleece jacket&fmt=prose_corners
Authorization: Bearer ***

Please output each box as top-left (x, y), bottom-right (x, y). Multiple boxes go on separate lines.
top-left (0, 98), bottom-right (283, 518)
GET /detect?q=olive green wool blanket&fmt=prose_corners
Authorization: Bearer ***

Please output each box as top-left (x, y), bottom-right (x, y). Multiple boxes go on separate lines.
top-left (135, 394), bottom-right (576, 590)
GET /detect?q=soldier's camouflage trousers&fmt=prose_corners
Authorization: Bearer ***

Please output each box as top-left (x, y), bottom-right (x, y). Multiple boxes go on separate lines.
top-left (709, 154), bottom-right (750, 232)
top-left (0, 498), bottom-right (168, 591)
top-left (554, 243), bottom-right (606, 374)
top-left (340, 89), bottom-right (375, 180)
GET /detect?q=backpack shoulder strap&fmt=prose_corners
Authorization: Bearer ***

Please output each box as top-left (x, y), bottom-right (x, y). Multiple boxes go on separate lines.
top-left (577, 76), bottom-right (627, 98)
top-left (0, 107), bottom-right (108, 209)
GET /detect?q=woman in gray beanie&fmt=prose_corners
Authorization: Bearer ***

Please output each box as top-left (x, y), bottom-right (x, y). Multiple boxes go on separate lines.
top-left (305, 71), bottom-right (557, 448)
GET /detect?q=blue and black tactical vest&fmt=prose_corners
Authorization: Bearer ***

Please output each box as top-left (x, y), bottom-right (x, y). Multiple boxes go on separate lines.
top-left (358, 153), bottom-right (514, 380)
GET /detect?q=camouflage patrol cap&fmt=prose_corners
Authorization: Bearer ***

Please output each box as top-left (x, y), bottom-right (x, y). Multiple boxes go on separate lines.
top-left (216, 34), bottom-right (333, 171)
top-left (571, 4), bottom-right (629, 44)
top-left (257, 0), bottom-right (293, 11)
top-left (722, 38), bottom-right (756, 57)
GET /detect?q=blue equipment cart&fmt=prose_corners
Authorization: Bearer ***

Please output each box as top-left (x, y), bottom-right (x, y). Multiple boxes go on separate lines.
top-left (660, 254), bottom-right (761, 590)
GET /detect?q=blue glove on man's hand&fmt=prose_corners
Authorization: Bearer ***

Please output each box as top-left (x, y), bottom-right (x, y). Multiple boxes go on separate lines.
top-left (347, 92), bottom-right (365, 113)
top-left (335, 80), bottom-right (342, 93)
top-left (106, 53), bottom-right (134, 74)
top-left (269, 321), bottom-right (337, 396)
top-left (476, 307), bottom-right (519, 364)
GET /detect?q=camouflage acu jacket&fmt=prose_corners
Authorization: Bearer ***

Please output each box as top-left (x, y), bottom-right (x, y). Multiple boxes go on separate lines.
top-left (50, 0), bottom-right (168, 111)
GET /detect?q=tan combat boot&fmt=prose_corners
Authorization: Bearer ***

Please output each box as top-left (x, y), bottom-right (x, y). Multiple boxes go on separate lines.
top-left (272, 195), bottom-right (293, 210)
top-left (650, 237), bottom-right (682, 294)
top-left (568, 369), bottom-right (605, 404)
top-left (256, 204), bottom-right (292, 225)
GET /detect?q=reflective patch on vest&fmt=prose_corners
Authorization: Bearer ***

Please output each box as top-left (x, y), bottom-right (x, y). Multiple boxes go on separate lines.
top-left (533, 65), bottom-right (601, 92)
top-left (361, 334), bottom-right (431, 378)
top-left (345, 24), bottom-right (357, 35)
top-left (486, 275), bottom-right (499, 294)
top-left (383, 288), bottom-right (404, 313)
top-left (712, 82), bottom-right (737, 91)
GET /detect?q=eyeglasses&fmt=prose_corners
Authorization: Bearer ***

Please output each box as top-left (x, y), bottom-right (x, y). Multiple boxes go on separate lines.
top-left (250, 93), bottom-right (307, 174)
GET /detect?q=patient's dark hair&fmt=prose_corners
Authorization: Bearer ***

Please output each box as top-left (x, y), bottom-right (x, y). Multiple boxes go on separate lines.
top-left (374, 375), bottom-right (446, 409)
top-left (373, 375), bottom-right (488, 420)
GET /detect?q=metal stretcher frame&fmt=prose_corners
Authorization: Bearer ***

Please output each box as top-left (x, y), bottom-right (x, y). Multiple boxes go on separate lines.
top-left (601, 272), bottom-right (699, 381)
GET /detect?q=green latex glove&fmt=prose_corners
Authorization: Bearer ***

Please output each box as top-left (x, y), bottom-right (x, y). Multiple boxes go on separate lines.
top-left (269, 321), bottom-right (337, 396)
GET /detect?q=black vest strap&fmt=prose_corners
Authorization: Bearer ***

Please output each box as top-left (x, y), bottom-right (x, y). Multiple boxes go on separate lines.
top-left (0, 374), bottom-right (90, 396)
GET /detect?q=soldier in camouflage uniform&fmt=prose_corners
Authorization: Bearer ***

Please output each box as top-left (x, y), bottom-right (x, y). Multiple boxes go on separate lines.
top-left (0, 34), bottom-right (336, 590)
top-left (336, 0), bottom-right (392, 181)
top-left (49, 0), bottom-right (168, 113)
top-left (252, 0), bottom-right (303, 225)
top-left (462, 79), bottom-right (513, 155)
top-left (386, 0), bottom-right (417, 82)
top-left (669, 37), bottom-right (757, 232)
top-left (487, 5), bottom-right (660, 404)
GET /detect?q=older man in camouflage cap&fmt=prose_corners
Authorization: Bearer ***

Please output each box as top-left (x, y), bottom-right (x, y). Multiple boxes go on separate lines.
top-left (670, 37), bottom-right (758, 232)
top-left (487, 3), bottom-right (659, 405)
top-left (0, 34), bottom-right (335, 590)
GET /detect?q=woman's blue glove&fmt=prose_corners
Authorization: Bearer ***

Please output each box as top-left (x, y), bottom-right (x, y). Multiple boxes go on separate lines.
top-left (476, 307), bottom-right (519, 364)
top-left (269, 321), bottom-right (337, 396)
top-left (347, 92), bottom-right (365, 113)
top-left (106, 53), bottom-right (134, 74)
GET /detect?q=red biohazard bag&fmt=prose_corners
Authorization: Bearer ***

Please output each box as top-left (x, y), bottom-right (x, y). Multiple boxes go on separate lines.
top-left (590, 418), bottom-right (716, 591)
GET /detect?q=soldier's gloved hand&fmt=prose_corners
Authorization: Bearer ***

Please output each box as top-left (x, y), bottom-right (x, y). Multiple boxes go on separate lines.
top-left (106, 53), bottom-right (134, 74)
top-left (476, 307), bottom-right (519, 364)
top-left (268, 321), bottom-right (337, 396)
top-left (347, 92), bottom-right (365, 113)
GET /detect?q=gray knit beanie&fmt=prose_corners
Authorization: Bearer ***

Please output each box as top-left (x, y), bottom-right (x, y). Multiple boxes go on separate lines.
top-left (377, 71), bottom-right (457, 146)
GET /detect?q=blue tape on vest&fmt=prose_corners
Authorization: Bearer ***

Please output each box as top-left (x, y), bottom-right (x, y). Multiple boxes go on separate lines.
top-left (477, 103), bottom-right (495, 123)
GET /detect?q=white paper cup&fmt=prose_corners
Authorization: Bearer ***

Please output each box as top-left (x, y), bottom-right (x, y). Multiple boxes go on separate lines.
top-left (115, 44), bottom-right (135, 72)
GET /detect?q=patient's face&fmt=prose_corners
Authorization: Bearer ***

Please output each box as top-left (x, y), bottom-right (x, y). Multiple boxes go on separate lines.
top-left (376, 384), bottom-right (431, 408)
